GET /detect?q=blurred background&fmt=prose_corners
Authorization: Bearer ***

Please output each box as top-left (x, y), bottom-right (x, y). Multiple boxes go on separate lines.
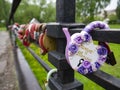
top-left (0, 0), bottom-right (120, 27)
top-left (0, 0), bottom-right (120, 90)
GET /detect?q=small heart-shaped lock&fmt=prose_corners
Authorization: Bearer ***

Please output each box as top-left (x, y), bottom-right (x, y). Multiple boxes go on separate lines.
top-left (63, 21), bottom-right (111, 74)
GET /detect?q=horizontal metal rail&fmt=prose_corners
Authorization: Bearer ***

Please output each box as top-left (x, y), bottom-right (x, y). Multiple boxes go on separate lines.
top-left (70, 28), bottom-right (120, 44)
top-left (85, 70), bottom-right (120, 90)
top-left (26, 47), bottom-right (51, 72)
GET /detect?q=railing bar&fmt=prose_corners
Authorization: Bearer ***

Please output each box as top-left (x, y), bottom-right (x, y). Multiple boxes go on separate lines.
top-left (26, 47), bottom-right (51, 72)
top-left (70, 28), bottom-right (120, 44)
top-left (85, 70), bottom-right (120, 90)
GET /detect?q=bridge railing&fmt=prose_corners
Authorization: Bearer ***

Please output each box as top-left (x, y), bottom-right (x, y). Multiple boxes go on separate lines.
top-left (9, 0), bottom-right (120, 90)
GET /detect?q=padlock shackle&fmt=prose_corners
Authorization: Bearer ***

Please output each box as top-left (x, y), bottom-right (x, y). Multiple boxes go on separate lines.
top-left (83, 21), bottom-right (109, 33)
top-left (63, 28), bottom-right (71, 61)
top-left (83, 21), bottom-right (111, 54)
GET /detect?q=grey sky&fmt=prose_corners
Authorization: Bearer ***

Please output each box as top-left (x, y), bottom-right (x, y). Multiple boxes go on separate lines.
top-left (8, 0), bottom-right (56, 3)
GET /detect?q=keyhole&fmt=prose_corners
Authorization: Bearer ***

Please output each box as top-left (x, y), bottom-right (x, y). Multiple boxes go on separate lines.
top-left (77, 59), bottom-right (84, 67)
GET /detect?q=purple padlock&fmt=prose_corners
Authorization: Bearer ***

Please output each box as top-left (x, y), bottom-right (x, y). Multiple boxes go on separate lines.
top-left (63, 21), bottom-right (111, 74)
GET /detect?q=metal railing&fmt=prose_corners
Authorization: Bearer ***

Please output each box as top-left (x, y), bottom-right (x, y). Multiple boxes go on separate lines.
top-left (8, 0), bottom-right (120, 90)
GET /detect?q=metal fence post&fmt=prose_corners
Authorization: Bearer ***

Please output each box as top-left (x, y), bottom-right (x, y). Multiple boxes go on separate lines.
top-left (48, 0), bottom-right (83, 89)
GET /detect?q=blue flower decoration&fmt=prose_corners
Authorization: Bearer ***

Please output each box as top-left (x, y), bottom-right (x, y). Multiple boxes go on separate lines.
top-left (99, 24), bottom-right (105, 29)
top-left (74, 36), bottom-right (83, 44)
top-left (94, 23), bottom-right (99, 28)
top-left (84, 33), bottom-right (91, 42)
top-left (97, 46), bottom-right (108, 55)
top-left (78, 66), bottom-right (85, 74)
top-left (82, 60), bottom-right (91, 68)
top-left (88, 66), bottom-right (93, 73)
top-left (68, 43), bottom-right (78, 54)
top-left (99, 57), bottom-right (106, 62)
top-left (95, 62), bottom-right (101, 69)
top-left (83, 26), bottom-right (92, 33)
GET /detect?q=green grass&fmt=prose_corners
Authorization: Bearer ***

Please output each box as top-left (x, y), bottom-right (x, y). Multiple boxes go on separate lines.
top-left (17, 41), bottom-right (47, 90)
top-left (109, 24), bottom-right (120, 28)
top-left (17, 24), bottom-right (120, 90)
top-left (0, 27), bottom-right (6, 31)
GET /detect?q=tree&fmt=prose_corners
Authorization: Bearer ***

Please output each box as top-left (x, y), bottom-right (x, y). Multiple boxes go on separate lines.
top-left (76, 0), bottom-right (110, 23)
top-left (116, 0), bottom-right (120, 21)
top-left (14, 0), bottom-right (56, 23)
top-left (39, 1), bottom-right (56, 22)
top-left (0, 0), bottom-right (10, 26)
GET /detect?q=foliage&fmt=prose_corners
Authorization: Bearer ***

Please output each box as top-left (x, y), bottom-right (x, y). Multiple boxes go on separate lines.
top-left (76, 0), bottom-right (110, 23)
top-left (14, 0), bottom-right (56, 24)
top-left (108, 14), bottom-right (118, 24)
top-left (109, 24), bottom-right (120, 28)
top-left (0, 0), bottom-right (10, 27)
top-left (116, 0), bottom-right (120, 20)
top-left (0, 0), bottom-right (56, 26)
top-left (1, 0), bottom-right (114, 26)
top-left (39, 2), bottom-right (56, 22)
top-left (14, 4), bottom-right (40, 23)
top-left (0, 27), bottom-right (6, 31)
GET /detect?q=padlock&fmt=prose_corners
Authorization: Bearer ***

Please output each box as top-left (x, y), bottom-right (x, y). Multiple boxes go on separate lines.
top-left (22, 37), bottom-right (31, 47)
top-left (29, 24), bottom-right (36, 40)
top-left (26, 24), bottom-right (35, 42)
top-left (63, 21), bottom-right (112, 75)
top-left (35, 24), bottom-right (43, 41)
top-left (39, 24), bottom-right (56, 55)
top-left (12, 23), bottom-right (20, 31)
top-left (12, 23), bottom-right (20, 36)
top-left (17, 24), bottom-right (26, 40)
top-left (39, 31), bottom-right (48, 54)
top-left (106, 51), bottom-right (116, 66)
top-left (22, 25), bottom-right (31, 47)
top-left (98, 42), bottom-right (116, 66)
top-left (28, 23), bottom-right (44, 43)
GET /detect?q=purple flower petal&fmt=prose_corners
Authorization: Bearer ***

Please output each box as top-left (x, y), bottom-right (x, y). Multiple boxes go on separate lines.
top-left (98, 57), bottom-right (106, 65)
top-left (99, 23), bottom-right (105, 29)
top-left (74, 36), bottom-right (83, 44)
top-left (97, 46), bottom-right (108, 55)
top-left (91, 21), bottom-right (105, 29)
top-left (89, 23), bottom-right (95, 29)
top-left (84, 33), bottom-right (91, 42)
top-left (77, 66), bottom-right (85, 74)
top-left (88, 66), bottom-right (93, 73)
top-left (95, 62), bottom-right (101, 69)
top-left (68, 43), bottom-right (78, 54)
top-left (94, 23), bottom-right (99, 28)
top-left (82, 60), bottom-right (91, 68)
top-left (83, 26), bottom-right (91, 33)
top-left (99, 57), bottom-right (106, 62)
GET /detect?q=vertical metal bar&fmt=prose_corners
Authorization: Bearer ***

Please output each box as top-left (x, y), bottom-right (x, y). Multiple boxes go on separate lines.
top-left (56, 0), bottom-right (75, 23)
top-left (55, 0), bottom-right (76, 84)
